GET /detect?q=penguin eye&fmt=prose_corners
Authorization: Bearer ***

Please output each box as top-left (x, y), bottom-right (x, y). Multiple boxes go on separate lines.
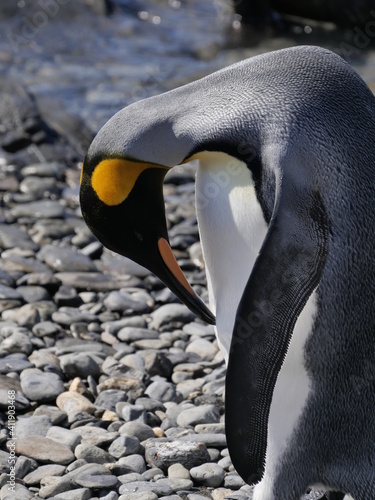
top-left (134, 231), bottom-right (144, 242)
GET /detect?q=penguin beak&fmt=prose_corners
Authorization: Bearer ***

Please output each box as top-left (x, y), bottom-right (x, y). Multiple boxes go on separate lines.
top-left (156, 237), bottom-right (215, 325)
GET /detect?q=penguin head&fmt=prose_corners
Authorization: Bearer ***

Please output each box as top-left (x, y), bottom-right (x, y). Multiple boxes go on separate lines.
top-left (80, 107), bottom-right (215, 325)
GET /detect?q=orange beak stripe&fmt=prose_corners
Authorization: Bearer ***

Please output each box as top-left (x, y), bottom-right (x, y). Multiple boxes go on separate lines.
top-left (158, 237), bottom-right (195, 296)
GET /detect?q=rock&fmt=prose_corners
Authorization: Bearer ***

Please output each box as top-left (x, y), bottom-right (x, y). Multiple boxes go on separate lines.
top-left (15, 414), bottom-right (52, 438)
top-left (10, 200), bottom-right (65, 219)
top-left (117, 327), bottom-right (159, 343)
top-left (0, 224), bottom-right (38, 251)
top-left (60, 352), bottom-right (101, 379)
top-left (149, 304), bottom-right (195, 330)
top-left (0, 483), bottom-right (34, 499)
top-left (118, 493), bottom-right (158, 500)
top-left (20, 370), bottom-right (64, 402)
top-left (15, 435), bottom-right (75, 464)
top-left (46, 426), bottom-right (82, 450)
top-left (74, 474), bottom-right (118, 488)
top-left (0, 354), bottom-right (34, 374)
top-left (14, 455), bottom-right (38, 479)
top-left (144, 380), bottom-right (180, 403)
top-left (75, 443), bottom-right (116, 464)
top-left (56, 391), bottom-right (96, 416)
top-left (224, 472), bottom-right (246, 490)
top-left (118, 480), bottom-right (173, 497)
top-left (168, 463), bottom-right (191, 480)
top-left (32, 320), bottom-right (63, 337)
top-left (73, 426), bottom-right (118, 448)
top-left (119, 421), bottom-right (154, 441)
top-left (1, 331), bottom-right (33, 355)
top-left (144, 439), bottom-right (211, 471)
top-left (52, 307), bottom-right (97, 325)
top-left (190, 463), bottom-right (225, 487)
top-left (33, 405), bottom-right (67, 425)
top-left (107, 435), bottom-right (140, 458)
top-left (104, 290), bottom-right (150, 314)
top-left (38, 244), bottom-right (96, 272)
top-left (176, 404), bottom-right (220, 427)
top-left (16, 285), bottom-right (50, 302)
top-left (95, 389), bottom-right (127, 412)
top-left (117, 454), bottom-right (146, 474)
top-left (186, 338), bottom-right (218, 361)
top-left (118, 403), bottom-right (146, 422)
top-left (49, 488), bottom-right (91, 500)
top-left (23, 464), bottom-right (66, 485)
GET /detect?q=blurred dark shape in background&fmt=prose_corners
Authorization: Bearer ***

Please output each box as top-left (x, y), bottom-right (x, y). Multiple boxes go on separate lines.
top-left (236, 0), bottom-right (375, 29)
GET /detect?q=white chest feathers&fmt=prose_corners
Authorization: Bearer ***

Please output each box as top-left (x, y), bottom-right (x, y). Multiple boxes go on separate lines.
top-left (194, 151), bottom-right (269, 362)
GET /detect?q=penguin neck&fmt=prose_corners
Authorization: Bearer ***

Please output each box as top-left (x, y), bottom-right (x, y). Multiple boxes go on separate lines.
top-left (194, 151), bottom-right (269, 362)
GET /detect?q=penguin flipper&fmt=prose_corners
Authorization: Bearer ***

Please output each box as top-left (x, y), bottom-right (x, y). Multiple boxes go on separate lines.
top-left (225, 181), bottom-right (330, 485)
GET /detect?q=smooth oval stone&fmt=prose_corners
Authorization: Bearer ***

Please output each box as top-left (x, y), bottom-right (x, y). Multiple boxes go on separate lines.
top-left (20, 371), bottom-right (64, 402)
top-left (0, 354), bottom-right (34, 374)
top-left (15, 414), bottom-right (52, 438)
top-left (15, 435), bottom-right (75, 464)
top-left (56, 391), bottom-right (96, 416)
top-left (23, 463), bottom-right (66, 485)
top-left (0, 224), bottom-right (39, 251)
top-left (190, 463), bottom-right (225, 487)
top-left (10, 200), bottom-right (65, 219)
top-left (16, 285), bottom-right (50, 303)
top-left (144, 439), bottom-right (210, 471)
top-left (148, 303), bottom-right (195, 330)
top-left (38, 244), bottom-right (96, 272)
top-left (59, 352), bottom-right (101, 379)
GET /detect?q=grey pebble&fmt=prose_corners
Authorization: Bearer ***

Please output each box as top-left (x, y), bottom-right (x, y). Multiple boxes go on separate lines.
top-left (104, 290), bottom-right (150, 314)
top-left (13, 455), bottom-right (38, 479)
top-left (52, 307), bottom-right (97, 325)
top-left (38, 244), bottom-right (96, 272)
top-left (176, 404), bottom-right (220, 427)
top-left (1, 331), bottom-right (33, 355)
top-left (118, 403), bottom-right (147, 422)
top-left (117, 454), bottom-right (146, 474)
top-left (145, 380), bottom-right (180, 403)
top-left (0, 483), bottom-right (34, 500)
top-left (50, 487), bottom-right (92, 499)
top-left (60, 352), bottom-right (101, 379)
top-left (190, 463), bottom-right (225, 487)
top-left (23, 463), bottom-right (66, 485)
top-left (75, 443), bottom-right (116, 464)
top-left (144, 439), bottom-right (210, 471)
top-left (148, 303), bottom-right (195, 330)
top-left (15, 414), bottom-right (52, 438)
top-left (10, 200), bottom-right (65, 219)
top-left (103, 316), bottom-right (147, 334)
top-left (118, 480), bottom-right (173, 496)
top-left (108, 435), bottom-right (140, 458)
top-left (15, 435), bottom-right (75, 464)
top-left (186, 338), bottom-right (218, 361)
top-left (74, 473), bottom-right (118, 489)
top-left (224, 472), bottom-right (246, 490)
top-left (119, 421), bottom-right (154, 441)
top-left (20, 370), bottom-right (64, 402)
top-left (74, 426), bottom-right (118, 448)
top-left (47, 426), bottom-right (82, 450)
top-left (0, 224), bottom-right (38, 251)
top-left (118, 493), bottom-right (158, 500)
top-left (0, 354), bottom-right (34, 374)
top-left (16, 285), bottom-right (50, 302)
top-left (117, 472), bottom-right (144, 484)
top-left (117, 327), bottom-right (159, 343)
top-left (32, 320), bottom-right (63, 337)
top-left (95, 389), bottom-right (127, 411)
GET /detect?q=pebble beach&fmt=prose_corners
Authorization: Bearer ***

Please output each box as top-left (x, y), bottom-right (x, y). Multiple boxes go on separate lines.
top-left (0, 1), bottom-right (374, 499)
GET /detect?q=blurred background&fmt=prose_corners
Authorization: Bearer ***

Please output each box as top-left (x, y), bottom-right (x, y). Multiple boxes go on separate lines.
top-left (1, 0), bottom-right (375, 169)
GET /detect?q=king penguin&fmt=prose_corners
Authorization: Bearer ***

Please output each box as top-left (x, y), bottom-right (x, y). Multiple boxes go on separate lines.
top-left (80, 46), bottom-right (375, 499)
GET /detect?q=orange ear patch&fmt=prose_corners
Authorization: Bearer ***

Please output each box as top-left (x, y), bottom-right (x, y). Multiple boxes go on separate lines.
top-left (91, 158), bottom-right (166, 206)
